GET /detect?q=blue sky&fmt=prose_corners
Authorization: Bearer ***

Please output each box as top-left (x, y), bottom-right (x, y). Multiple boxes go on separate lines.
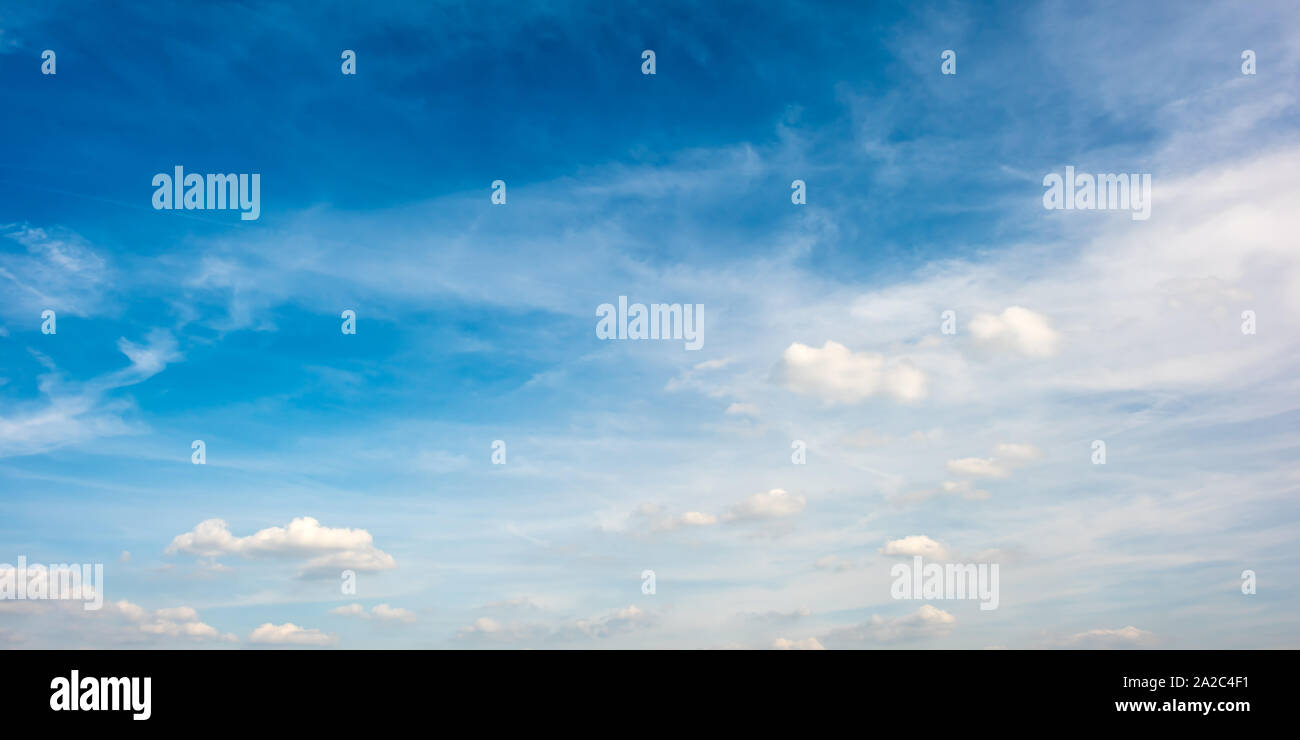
top-left (1, 0), bottom-right (1298, 648)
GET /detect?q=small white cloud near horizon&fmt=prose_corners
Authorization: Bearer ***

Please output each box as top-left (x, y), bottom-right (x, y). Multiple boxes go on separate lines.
top-left (772, 636), bottom-right (825, 650)
top-left (1061, 626), bottom-right (1153, 649)
top-left (248, 622), bottom-right (337, 646)
top-left (823, 605), bottom-right (956, 645)
top-left (457, 605), bottom-right (653, 643)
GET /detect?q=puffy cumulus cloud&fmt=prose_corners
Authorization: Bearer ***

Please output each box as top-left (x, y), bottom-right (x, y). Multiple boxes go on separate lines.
top-left (1061, 626), bottom-right (1154, 649)
top-left (881, 535), bottom-right (950, 560)
top-left (823, 605), bottom-right (956, 645)
top-left (969, 306), bottom-right (1060, 358)
top-left (248, 622), bottom-right (337, 646)
top-left (725, 488), bottom-right (806, 521)
top-left (945, 442), bottom-right (1042, 480)
top-left (166, 517), bottom-right (397, 578)
top-left (460, 617), bottom-right (503, 636)
top-left (679, 511), bottom-right (718, 526)
top-left (125, 603), bottom-right (237, 642)
top-left (774, 341), bottom-right (926, 404)
top-left (771, 637), bottom-right (825, 650)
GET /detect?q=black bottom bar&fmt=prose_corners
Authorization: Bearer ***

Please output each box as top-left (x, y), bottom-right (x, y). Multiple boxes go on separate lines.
top-left (3, 649), bottom-right (1286, 726)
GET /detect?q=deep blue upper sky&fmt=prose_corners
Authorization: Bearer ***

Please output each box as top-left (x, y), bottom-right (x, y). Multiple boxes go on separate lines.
top-left (2, 0), bottom-right (1189, 274)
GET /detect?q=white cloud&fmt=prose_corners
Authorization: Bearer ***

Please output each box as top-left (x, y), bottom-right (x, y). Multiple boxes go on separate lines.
top-left (725, 402), bottom-right (760, 417)
top-left (480, 596), bottom-right (550, 612)
top-left (624, 503), bottom-right (718, 533)
top-left (775, 341), bottom-right (926, 404)
top-left (1062, 626), bottom-right (1154, 649)
top-left (725, 488), bottom-right (806, 521)
top-left (969, 306), bottom-right (1060, 357)
top-left (370, 604), bottom-right (417, 623)
top-left (679, 511), bottom-right (718, 526)
top-left (570, 605), bottom-right (649, 639)
top-left (945, 457), bottom-right (1011, 479)
top-left (771, 636), bottom-right (825, 650)
top-left (111, 601), bottom-right (237, 642)
top-left (881, 535), bottom-right (950, 560)
top-left (0, 593), bottom-right (236, 645)
top-left (463, 616), bottom-right (501, 634)
top-left (457, 606), bottom-right (654, 644)
top-left (823, 605), bottom-right (956, 645)
top-left (166, 517), bottom-right (397, 578)
top-left (946, 443), bottom-right (1041, 480)
top-left (0, 330), bottom-right (181, 459)
top-left (115, 332), bottom-right (182, 377)
top-left (940, 480), bottom-right (991, 501)
top-left (248, 622), bottom-right (337, 646)
top-left (0, 225), bottom-right (109, 322)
